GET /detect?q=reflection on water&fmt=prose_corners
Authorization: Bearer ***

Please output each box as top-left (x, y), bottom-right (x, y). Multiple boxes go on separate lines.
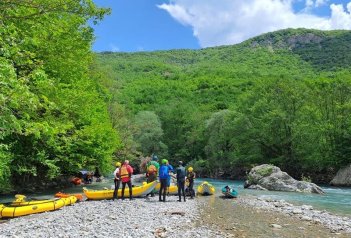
top-left (196, 178), bottom-right (351, 216)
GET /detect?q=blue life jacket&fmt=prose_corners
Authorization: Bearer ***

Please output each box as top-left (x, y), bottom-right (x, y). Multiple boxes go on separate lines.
top-left (159, 165), bottom-right (169, 179)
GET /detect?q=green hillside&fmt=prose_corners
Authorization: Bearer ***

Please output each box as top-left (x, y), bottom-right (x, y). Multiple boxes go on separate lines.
top-left (98, 29), bottom-right (351, 182)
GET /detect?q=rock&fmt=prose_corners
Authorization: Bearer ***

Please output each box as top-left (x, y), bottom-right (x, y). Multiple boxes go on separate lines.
top-left (330, 164), bottom-right (351, 186)
top-left (270, 224), bottom-right (282, 229)
top-left (301, 205), bottom-right (313, 210)
top-left (292, 209), bottom-right (303, 214)
top-left (246, 185), bottom-right (268, 191)
top-left (301, 216), bottom-right (312, 221)
top-left (244, 164), bottom-right (324, 194)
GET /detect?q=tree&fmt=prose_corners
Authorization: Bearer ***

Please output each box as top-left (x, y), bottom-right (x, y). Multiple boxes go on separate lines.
top-left (133, 111), bottom-right (167, 157)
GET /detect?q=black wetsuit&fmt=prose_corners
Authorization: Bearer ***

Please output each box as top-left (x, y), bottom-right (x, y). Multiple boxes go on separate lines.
top-left (187, 172), bottom-right (196, 198)
top-left (113, 178), bottom-right (120, 200)
top-left (176, 166), bottom-right (186, 202)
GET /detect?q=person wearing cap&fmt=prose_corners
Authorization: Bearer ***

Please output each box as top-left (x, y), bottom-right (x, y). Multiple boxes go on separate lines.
top-left (158, 159), bottom-right (169, 202)
top-left (119, 160), bottom-right (134, 200)
top-left (113, 162), bottom-right (121, 201)
top-left (176, 161), bottom-right (186, 202)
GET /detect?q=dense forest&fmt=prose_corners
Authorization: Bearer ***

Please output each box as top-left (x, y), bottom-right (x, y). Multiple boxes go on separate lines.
top-left (97, 28), bottom-right (351, 183)
top-left (0, 0), bottom-right (119, 192)
top-left (1, 1), bottom-right (351, 192)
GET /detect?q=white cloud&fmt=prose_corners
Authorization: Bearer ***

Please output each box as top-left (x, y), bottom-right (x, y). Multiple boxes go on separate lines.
top-left (315, 0), bottom-right (329, 7)
top-left (305, 0), bottom-right (329, 9)
top-left (158, 0), bottom-right (351, 47)
top-left (110, 44), bottom-right (120, 52)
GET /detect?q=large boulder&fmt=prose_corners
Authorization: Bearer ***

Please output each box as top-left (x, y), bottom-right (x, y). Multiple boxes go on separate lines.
top-left (330, 164), bottom-right (351, 186)
top-left (244, 164), bottom-right (324, 194)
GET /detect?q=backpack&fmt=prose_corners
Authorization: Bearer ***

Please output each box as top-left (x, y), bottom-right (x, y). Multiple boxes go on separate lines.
top-left (159, 165), bottom-right (169, 179)
top-left (147, 164), bottom-right (157, 174)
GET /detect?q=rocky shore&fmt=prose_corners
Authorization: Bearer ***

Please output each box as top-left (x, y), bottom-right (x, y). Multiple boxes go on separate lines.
top-left (0, 194), bottom-right (350, 237)
top-left (240, 196), bottom-right (351, 234)
top-left (0, 196), bottom-right (230, 238)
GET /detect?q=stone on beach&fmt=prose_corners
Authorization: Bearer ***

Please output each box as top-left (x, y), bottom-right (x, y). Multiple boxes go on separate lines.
top-left (244, 164), bottom-right (324, 194)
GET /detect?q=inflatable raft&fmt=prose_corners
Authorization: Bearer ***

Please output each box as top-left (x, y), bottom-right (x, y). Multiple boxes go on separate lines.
top-left (1, 195), bottom-right (77, 218)
top-left (154, 182), bottom-right (178, 195)
top-left (83, 181), bottom-right (157, 200)
top-left (221, 186), bottom-right (238, 198)
top-left (197, 181), bottom-right (215, 195)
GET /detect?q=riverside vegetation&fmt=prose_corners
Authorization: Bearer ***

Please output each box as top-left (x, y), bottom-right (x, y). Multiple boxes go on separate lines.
top-left (1, 0), bottom-right (351, 193)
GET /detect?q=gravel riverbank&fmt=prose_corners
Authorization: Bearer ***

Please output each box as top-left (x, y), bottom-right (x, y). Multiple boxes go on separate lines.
top-left (1, 194), bottom-right (351, 237)
top-left (240, 195), bottom-right (351, 234)
top-left (0, 196), bottom-right (229, 238)
top-left (198, 195), bottom-right (351, 238)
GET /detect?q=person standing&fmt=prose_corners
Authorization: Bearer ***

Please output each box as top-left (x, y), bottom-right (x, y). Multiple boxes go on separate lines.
top-left (113, 162), bottom-right (121, 201)
top-left (158, 159), bottom-right (169, 202)
top-left (146, 155), bottom-right (160, 197)
top-left (176, 161), bottom-right (186, 202)
top-left (187, 167), bottom-right (196, 199)
top-left (119, 160), bottom-right (134, 200)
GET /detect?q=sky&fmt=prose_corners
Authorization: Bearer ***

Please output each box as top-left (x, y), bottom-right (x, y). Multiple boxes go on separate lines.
top-left (92, 0), bottom-right (351, 52)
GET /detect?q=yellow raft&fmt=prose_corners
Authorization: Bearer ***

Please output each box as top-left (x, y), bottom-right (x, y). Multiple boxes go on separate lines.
top-left (154, 182), bottom-right (178, 195)
top-left (197, 181), bottom-right (215, 195)
top-left (0, 195), bottom-right (77, 218)
top-left (83, 181), bottom-right (157, 200)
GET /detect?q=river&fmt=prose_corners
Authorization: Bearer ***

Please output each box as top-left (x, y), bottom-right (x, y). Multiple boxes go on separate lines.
top-left (1, 177), bottom-right (350, 217)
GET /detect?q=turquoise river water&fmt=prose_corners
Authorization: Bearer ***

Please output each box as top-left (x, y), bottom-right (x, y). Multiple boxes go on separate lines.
top-left (1, 177), bottom-right (350, 217)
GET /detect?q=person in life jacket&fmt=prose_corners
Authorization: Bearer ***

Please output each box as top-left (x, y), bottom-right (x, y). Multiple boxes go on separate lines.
top-left (166, 160), bottom-right (174, 196)
top-left (146, 155), bottom-right (159, 197)
top-left (186, 167), bottom-right (196, 199)
top-left (158, 159), bottom-right (169, 202)
top-left (176, 161), bottom-right (186, 202)
top-left (119, 160), bottom-right (134, 200)
top-left (113, 162), bottom-right (121, 201)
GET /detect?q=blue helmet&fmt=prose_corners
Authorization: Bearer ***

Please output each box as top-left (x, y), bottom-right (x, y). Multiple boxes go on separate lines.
top-left (152, 155), bottom-right (158, 161)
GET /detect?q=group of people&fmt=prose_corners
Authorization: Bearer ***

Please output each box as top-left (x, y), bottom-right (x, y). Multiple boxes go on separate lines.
top-left (146, 155), bottom-right (196, 202)
top-left (112, 155), bottom-right (196, 202)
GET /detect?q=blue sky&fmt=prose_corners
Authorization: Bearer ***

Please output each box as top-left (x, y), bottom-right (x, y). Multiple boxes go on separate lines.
top-left (92, 0), bottom-right (351, 52)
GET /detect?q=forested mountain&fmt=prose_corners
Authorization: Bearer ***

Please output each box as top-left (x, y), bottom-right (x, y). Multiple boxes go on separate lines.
top-left (98, 29), bottom-right (351, 182)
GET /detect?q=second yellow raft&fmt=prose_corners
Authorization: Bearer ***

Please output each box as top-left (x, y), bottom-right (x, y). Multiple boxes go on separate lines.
top-left (83, 181), bottom-right (157, 200)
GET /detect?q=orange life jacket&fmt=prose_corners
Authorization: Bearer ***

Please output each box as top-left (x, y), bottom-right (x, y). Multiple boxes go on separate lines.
top-left (147, 164), bottom-right (157, 174)
top-left (120, 165), bottom-right (129, 179)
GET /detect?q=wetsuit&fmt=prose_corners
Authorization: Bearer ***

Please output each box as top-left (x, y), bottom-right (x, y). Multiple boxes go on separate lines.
top-left (187, 171), bottom-right (196, 198)
top-left (176, 165), bottom-right (186, 202)
top-left (113, 167), bottom-right (120, 200)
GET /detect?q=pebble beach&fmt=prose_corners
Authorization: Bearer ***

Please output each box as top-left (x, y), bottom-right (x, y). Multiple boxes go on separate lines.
top-left (0, 196), bottom-right (228, 238)
top-left (1, 192), bottom-right (351, 237)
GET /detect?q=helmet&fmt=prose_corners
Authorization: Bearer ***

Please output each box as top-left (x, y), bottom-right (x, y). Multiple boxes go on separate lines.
top-left (115, 162), bottom-right (121, 167)
top-left (188, 167), bottom-right (193, 172)
top-left (162, 159), bottom-right (168, 165)
top-left (152, 155), bottom-right (158, 161)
